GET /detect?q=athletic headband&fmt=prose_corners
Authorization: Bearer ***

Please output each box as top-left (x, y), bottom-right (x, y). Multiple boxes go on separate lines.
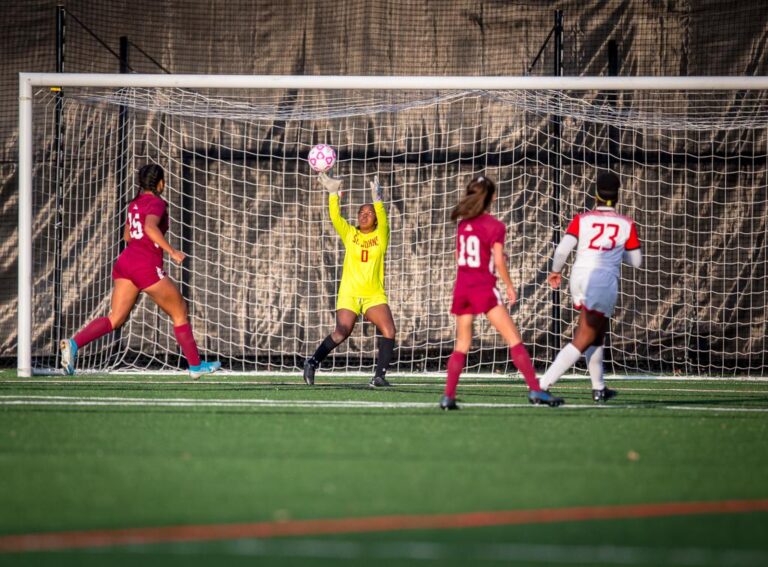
top-left (595, 190), bottom-right (614, 207)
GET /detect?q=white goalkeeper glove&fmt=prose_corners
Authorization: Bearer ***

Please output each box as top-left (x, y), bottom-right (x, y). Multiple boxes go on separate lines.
top-left (369, 176), bottom-right (383, 202)
top-left (318, 172), bottom-right (343, 194)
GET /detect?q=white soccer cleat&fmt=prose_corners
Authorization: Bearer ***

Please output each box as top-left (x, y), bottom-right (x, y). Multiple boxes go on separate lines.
top-left (189, 360), bottom-right (221, 380)
top-left (60, 338), bottom-right (78, 376)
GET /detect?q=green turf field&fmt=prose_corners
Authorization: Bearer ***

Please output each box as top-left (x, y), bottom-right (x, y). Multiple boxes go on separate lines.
top-left (1, 370), bottom-right (767, 566)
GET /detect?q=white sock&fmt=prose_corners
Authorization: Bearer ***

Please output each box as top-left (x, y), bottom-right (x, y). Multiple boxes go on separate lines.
top-left (585, 345), bottom-right (605, 390)
top-left (540, 343), bottom-right (582, 390)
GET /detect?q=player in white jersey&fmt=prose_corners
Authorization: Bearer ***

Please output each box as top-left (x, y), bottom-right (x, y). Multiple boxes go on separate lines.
top-left (539, 172), bottom-right (642, 402)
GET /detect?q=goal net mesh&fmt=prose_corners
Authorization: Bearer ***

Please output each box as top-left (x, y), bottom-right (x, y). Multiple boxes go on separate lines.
top-left (29, 85), bottom-right (768, 375)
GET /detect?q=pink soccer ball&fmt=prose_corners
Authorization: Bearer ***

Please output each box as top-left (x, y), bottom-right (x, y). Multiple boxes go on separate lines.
top-left (308, 144), bottom-right (337, 173)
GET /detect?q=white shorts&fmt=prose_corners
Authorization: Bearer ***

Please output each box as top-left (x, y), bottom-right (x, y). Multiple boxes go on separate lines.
top-left (569, 268), bottom-right (618, 317)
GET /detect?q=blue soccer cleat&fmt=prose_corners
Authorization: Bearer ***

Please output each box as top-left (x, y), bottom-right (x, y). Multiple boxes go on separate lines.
top-left (528, 389), bottom-right (565, 407)
top-left (60, 338), bottom-right (78, 376)
top-left (189, 360), bottom-right (221, 380)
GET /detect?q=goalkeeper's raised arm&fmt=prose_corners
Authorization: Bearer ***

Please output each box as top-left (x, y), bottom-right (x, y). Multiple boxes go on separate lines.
top-left (369, 175), bottom-right (389, 250)
top-left (304, 174), bottom-right (396, 389)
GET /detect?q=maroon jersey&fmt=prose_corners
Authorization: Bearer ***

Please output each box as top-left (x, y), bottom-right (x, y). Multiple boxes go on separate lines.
top-left (454, 213), bottom-right (506, 290)
top-left (121, 193), bottom-right (168, 265)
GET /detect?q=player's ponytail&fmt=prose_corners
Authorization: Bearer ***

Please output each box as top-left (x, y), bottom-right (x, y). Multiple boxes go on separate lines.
top-left (138, 163), bottom-right (165, 196)
top-left (595, 171), bottom-right (620, 207)
top-left (450, 175), bottom-right (496, 221)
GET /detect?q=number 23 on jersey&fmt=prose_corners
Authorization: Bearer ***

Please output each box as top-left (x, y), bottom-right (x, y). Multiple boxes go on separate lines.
top-left (588, 222), bottom-right (620, 250)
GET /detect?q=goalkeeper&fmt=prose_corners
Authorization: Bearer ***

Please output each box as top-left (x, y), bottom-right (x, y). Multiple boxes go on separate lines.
top-left (303, 173), bottom-right (396, 388)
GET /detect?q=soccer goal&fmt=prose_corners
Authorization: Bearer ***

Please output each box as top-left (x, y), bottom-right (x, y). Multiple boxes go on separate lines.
top-left (18, 74), bottom-right (768, 377)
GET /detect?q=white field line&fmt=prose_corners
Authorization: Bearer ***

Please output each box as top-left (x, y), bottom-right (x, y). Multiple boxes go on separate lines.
top-left (0, 395), bottom-right (593, 409)
top-left (19, 369), bottom-right (768, 381)
top-left (1, 395), bottom-right (767, 412)
top-left (665, 406), bottom-right (768, 413)
top-left (87, 537), bottom-right (768, 566)
top-left (16, 374), bottom-right (768, 382)
top-left (2, 380), bottom-right (768, 395)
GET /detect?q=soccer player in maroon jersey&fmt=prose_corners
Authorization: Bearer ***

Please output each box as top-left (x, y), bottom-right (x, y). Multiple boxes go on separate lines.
top-left (59, 163), bottom-right (221, 379)
top-left (440, 175), bottom-right (564, 410)
top-left (540, 171), bottom-right (642, 402)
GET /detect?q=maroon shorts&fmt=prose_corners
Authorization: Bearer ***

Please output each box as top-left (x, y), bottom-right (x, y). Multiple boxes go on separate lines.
top-left (112, 254), bottom-right (165, 290)
top-left (451, 286), bottom-right (502, 315)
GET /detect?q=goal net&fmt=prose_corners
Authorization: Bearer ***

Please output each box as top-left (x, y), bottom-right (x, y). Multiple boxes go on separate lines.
top-left (19, 75), bottom-right (768, 376)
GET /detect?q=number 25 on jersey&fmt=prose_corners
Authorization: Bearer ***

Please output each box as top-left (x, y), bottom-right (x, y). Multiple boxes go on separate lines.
top-left (128, 213), bottom-right (144, 240)
top-left (457, 234), bottom-right (481, 267)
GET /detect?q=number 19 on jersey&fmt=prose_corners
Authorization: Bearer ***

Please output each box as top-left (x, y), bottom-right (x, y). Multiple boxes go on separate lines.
top-left (457, 234), bottom-right (481, 267)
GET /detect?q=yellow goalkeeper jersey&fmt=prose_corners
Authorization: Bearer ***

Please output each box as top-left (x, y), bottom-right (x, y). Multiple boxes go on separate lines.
top-left (329, 193), bottom-right (389, 298)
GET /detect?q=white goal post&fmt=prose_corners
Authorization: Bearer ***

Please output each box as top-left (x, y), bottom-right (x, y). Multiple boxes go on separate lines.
top-left (18, 73), bottom-right (768, 377)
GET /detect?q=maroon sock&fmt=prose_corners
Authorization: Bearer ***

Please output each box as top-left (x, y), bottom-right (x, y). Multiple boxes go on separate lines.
top-left (510, 343), bottom-right (541, 391)
top-left (174, 323), bottom-right (201, 367)
top-left (73, 317), bottom-right (113, 349)
top-left (444, 351), bottom-right (467, 398)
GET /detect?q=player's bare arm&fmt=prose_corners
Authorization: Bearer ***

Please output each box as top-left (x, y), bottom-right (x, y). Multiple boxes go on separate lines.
top-left (492, 242), bottom-right (516, 304)
top-left (144, 214), bottom-right (185, 264)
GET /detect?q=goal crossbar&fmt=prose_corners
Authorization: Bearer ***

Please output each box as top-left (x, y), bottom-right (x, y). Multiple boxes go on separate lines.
top-left (20, 73), bottom-right (768, 91)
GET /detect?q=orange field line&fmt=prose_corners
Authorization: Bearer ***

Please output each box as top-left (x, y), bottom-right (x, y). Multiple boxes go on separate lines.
top-left (2, 499), bottom-right (768, 553)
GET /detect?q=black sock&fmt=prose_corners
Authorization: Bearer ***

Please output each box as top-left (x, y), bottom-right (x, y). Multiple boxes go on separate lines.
top-left (374, 337), bottom-right (395, 378)
top-left (310, 335), bottom-right (339, 367)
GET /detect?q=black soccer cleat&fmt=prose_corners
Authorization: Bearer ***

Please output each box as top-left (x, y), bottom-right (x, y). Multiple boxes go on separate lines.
top-left (592, 388), bottom-right (617, 403)
top-left (369, 375), bottom-right (391, 389)
top-left (528, 389), bottom-right (565, 407)
top-left (439, 395), bottom-right (459, 411)
top-left (303, 359), bottom-right (317, 386)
